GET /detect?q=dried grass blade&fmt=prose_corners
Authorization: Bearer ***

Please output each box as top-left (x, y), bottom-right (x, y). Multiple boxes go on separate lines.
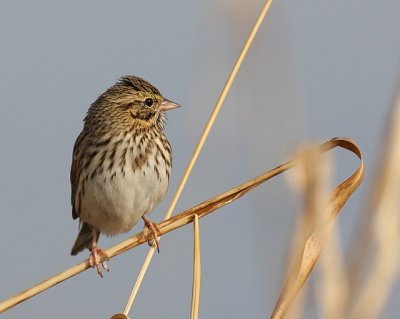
top-left (190, 214), bottom-right (201, 319)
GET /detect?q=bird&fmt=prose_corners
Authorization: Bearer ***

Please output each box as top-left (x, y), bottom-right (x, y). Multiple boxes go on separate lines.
top-left (70, 75), bottom-right (180, 277)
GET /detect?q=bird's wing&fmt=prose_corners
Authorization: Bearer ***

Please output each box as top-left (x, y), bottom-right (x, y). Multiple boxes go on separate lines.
top-left (70, 130), bottom-right (86, 220)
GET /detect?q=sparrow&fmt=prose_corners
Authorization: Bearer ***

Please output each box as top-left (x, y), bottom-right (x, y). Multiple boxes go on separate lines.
top-left (70, 75), bottom-right (180, 276)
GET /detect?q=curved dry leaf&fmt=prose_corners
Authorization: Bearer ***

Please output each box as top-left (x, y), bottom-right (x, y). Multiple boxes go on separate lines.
top-left (270, 138), bottom-right (364, 319)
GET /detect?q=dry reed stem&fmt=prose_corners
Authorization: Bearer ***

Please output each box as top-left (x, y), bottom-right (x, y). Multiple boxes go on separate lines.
top-left (0, 137), bottom-right (361, 314)
top-left (270, 139), bottom-right (364, 319)
top-left (283, 148), bottom-right (332, 319)
top-left (162, 0), bottom-right (274, 222)
top-left (346, 92), bottom-right (400, 319)
top-left (190, 214), bottom-right (201, 319)
top-left (121, 0), bottom-right (275, 315)
top-left (304, 151), bottom-right (348, 319)
top-left (122, 248), bottom-right (156, 316)
top-left (318, 227), bottom-right (348, 319)
top-left (283, 288), bottom-right (306, 319)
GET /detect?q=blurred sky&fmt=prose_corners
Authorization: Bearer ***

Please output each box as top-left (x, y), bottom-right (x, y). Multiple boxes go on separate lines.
top-left (0, 0), bottom-right (399, 318)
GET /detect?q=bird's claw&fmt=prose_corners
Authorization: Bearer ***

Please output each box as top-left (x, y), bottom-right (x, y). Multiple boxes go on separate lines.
top-left (89, 247), bottom-right (110, 278)
top-left (142, 217), bottom-right (161, 253)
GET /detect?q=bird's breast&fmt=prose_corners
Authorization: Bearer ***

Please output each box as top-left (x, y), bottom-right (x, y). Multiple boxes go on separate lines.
top-left (75, 132), bottom-right (171, 235)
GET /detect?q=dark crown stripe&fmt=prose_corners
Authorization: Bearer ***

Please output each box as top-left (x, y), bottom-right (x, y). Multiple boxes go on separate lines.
top-left (119, 76), bottom-right (161, 95)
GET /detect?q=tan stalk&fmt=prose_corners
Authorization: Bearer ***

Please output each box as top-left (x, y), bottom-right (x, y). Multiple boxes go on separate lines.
top-left (291, 147), bottom-right (348, 319)
top-left (190, 214), bottom-right (201, 319)
top-left (282, 148), bottom-right (332, 319)
top-left (312, 151), bottom-right (348, 319)
top-left (122, 248), bottom-right (156, 316)
top-left (0, 138), bottom-right (362, 314)
top-left (318, 227), bottom-right (348, 319)
top-left (121, 0), bottom-right (275, 316)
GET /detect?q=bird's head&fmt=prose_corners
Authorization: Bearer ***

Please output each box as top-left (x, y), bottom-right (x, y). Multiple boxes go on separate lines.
top-left (85, 75), bottom-right (180, 133)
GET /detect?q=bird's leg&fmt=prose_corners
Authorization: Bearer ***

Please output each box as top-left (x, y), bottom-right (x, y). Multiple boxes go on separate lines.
top-left (142, 216), bottom-right (161, 253)
top-left (89, 229), bottom-right (110, 278)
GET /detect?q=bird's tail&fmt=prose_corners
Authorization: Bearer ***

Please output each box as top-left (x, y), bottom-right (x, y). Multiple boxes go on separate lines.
top-left (71, 222), bottom-right (93, 255)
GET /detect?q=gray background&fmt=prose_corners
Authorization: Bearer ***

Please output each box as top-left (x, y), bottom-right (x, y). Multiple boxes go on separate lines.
top-left (1, 0), bottom-right (399, 318)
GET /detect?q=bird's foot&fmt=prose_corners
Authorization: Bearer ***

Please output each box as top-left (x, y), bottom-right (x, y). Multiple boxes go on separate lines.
top-left (142, 216), bottom-right (161, 253)
top-left (89, 246), bottom-right (110, 278)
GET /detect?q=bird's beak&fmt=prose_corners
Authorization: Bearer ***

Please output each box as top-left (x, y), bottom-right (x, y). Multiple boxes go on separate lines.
top-left (159, 99), bottom-right (181, 112)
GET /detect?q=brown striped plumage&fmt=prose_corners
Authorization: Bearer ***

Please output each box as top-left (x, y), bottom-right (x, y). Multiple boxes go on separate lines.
top-left (70, 75), bottom-right (180, 277)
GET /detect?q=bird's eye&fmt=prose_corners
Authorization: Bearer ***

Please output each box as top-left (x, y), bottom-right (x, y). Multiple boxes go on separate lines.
top-left (144, 98), bottom-right (154, 107)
